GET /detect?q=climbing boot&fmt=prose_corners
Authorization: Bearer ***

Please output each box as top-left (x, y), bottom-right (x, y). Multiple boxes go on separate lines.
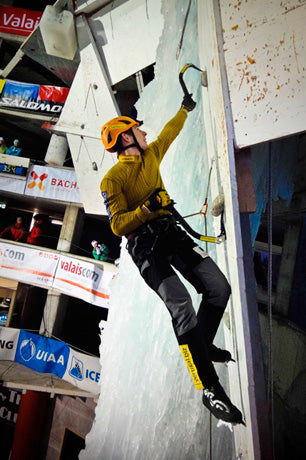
top-left (202, 382), bottom-right (245, 425)
top-left (208, 344), bottom-right (234, 363)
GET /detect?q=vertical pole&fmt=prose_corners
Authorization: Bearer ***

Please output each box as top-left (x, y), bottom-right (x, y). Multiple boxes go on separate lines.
top-left (39, 204), bottom-right (80, 336)
top-left (10, 390), bottom-right (49, 460)
top-left (267, 143), bottom-right (275, 459)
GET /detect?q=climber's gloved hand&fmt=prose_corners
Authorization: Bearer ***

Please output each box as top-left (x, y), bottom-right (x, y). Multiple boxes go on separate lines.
top-left (181, 93), bottom-right (196, 112)
top-left (142, 188), bottom-right (173, 213)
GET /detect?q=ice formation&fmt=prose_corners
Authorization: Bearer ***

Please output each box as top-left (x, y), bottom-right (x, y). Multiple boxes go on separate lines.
top-left (80, 1), bottom-right (234, 458)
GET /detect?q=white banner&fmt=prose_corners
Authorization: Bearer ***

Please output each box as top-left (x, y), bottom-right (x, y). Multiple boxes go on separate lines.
top-left (25, 165), bottom-right (82, 203)
top-left (54, 255), bottom-right (113, 308)
top-left (0, 243), bottom-right (58, 287)
top-left (0, 327), bottom-right (101, 395)
top-left (0, 242), bottom-right (115, 307)
top-left (0, 326), bottom-right (19, 360)
top-left (0, 175), bottom-right (26, 194)
top-left (63, 348), bottom-right (101, 395)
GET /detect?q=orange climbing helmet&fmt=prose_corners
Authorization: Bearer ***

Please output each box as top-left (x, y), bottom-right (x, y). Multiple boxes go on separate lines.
top-left (101, 116), bottom-right (139, 153)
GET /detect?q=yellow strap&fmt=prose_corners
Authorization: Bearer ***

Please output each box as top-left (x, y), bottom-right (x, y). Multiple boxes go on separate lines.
top-left (180, 344), bottom-right (204, 390)
top-left (200, 235), bottom-right (217, 243)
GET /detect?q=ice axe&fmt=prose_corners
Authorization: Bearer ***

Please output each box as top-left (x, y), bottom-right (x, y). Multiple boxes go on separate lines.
top-left (179, 63), bottom-right (205, 104)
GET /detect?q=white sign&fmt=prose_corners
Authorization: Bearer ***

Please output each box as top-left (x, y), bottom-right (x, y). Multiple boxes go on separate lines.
top-left (25, 165), bottom-right (82, 203)
top-left (0, 242), bottom-right (115, 307)
top-left (0, 243), bottom-right (58, 287)
top-left (0, 327), bottom-right (101, 395)
top-left (0, 326), bottom-right (19, 360)
top-left (63, 348), bottom-right (101, 395)
top-left (54, 254), bottom-right (113, 308)
top-left (0, 175), bottom-right (26, 194)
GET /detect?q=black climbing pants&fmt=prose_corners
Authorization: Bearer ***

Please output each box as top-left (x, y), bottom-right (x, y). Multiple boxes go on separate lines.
top-left (126, 215), bottom-right (231, 389)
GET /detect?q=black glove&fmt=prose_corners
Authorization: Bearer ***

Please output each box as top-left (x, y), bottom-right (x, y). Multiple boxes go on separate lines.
top-left (143, 188), bottom-right (173, 212)
top-left (181, 93), bottom-right (196, 112)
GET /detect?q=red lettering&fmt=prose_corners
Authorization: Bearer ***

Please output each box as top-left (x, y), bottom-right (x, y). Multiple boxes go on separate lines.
top-left (51, 178), bottom-right (56, 185)
top-left (57, 180), bottom-right (63, 186)
top-left (70, 181), bottom-right (77, 189)
top-left (64, 180), bottom-right (70, 188)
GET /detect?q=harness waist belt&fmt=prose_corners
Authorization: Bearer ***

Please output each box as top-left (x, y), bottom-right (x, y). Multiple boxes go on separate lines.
top-left (126, 215), bottom-right (175, 240)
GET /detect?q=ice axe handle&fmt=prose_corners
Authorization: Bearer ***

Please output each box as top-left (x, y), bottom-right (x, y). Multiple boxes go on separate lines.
top-left (179, 69), bottom-right (190, 97)
top-left (179, 63), bottom-right (204, 97)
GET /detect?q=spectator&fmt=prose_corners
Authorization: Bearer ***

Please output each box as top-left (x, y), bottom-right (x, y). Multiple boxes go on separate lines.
top-left (6, 139), bottom-right (22, 156)
top-left (0, 137), bottom-right (7, 154)
top-left (0, 217), bottom-right (26, 242)
top-left (27, 214), bottom-right (47, 246)
top-left (91, 240), bottom-right (110, 261)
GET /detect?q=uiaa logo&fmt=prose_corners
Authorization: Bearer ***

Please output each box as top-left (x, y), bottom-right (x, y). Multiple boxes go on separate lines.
top-left (28, 170), bottom-right (48, 191)
top-left (19, 339), bottom-right (36, 361)
top-left (69, 356), bottom-right (84, 381)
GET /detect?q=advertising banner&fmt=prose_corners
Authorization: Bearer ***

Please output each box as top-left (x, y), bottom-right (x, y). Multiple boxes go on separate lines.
top-left (0, 242), bottom-right (115, 307)
top-left (0, 6), bottom-right (42, 36)
top-left (0, 243), bottom-right (58, 287)
top-left (0, 327), bottom-right (101, 395)
top-left (25, 165), bottom-right (81, 203)
top-left (15, 329), bottom-right (69, 378)
top-left (0, 80), bottom-right (39, 100)
top-left (0, 175), bottom-right (26, 194)
top-left (0, 154), bottom-right (30, 180)
top-left (38, 85), bottom-right (70, 103)
top-left (0, 326), bottom-right (19, 360)
top-left (54, 254), bottom-right (113, 308)
top-left (0, 79), bottom-right (69, 115)
top-left (63, 349), bottom-right (101, 395)
top-left (0, 79), bottom-right (5, 94)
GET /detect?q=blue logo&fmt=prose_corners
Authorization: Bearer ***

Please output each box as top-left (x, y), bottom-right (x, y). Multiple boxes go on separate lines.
top-left (69, 356), bottom-right (84, 381)
top-left (19, 339), bottom-right (36, 361)
top-left (15, 330), bottom-right (69, 378)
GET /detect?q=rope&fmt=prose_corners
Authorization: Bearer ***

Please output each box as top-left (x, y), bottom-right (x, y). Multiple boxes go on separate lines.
top-left (209, 412), bottom-right (212, 460)
top-left (145, 0), bottom-right (149, 20)
top-left (183, 160), bottom-right (215, 220)
top-left (176, 0), bottom-right (192, 59)
top-left (84, 83), bottom-right (99, 116)
top-left (267, 142), bottom-right (275, 458)
top-left (109, 1), bottom-right (115, 40)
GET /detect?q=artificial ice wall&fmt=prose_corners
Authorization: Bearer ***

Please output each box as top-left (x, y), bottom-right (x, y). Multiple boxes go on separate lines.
top-left (80, 1), bottom-right (235, 458)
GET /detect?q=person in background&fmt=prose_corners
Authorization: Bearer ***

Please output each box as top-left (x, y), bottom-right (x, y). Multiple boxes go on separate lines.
top-left (91, 240), bottom-right (110, 261)
top-left (27, 214), bottom-right (47, 246)
top-left (0, 217), bottom-right (26, 242)
top-left (0, 137), bottom-right (7, 154)
top-left (6, 139), bottom-right (22, 156)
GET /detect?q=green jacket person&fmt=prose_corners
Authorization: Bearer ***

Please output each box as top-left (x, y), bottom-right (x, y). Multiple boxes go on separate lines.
top-left (100, 97), bottom-right (244, 425)
top-left (91, 240), bottom-right (109, 261)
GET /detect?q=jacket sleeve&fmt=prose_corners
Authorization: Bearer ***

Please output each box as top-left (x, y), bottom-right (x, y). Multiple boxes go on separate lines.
top-left (101, 178), bottom-right (149, 237)
top-left (149, 108), bottom-right (187, 163)
top-left (0, 227), bottom-right (10, 238)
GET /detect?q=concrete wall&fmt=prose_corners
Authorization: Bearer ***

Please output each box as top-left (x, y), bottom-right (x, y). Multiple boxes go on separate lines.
top-left (45, 396), bottom-right (96, 460)
top-left (220, 0), bottom-right (306, 147)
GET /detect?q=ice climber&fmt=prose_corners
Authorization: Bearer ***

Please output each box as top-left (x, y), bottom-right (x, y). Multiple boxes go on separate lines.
top-left (100, 95), bottom-right (244, 425)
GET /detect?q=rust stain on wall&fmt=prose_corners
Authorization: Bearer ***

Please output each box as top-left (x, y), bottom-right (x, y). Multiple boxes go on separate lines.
top-left (247, 56), bottom-right (256, 64)
top-left (292, 33), bottom-right (300, 73)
